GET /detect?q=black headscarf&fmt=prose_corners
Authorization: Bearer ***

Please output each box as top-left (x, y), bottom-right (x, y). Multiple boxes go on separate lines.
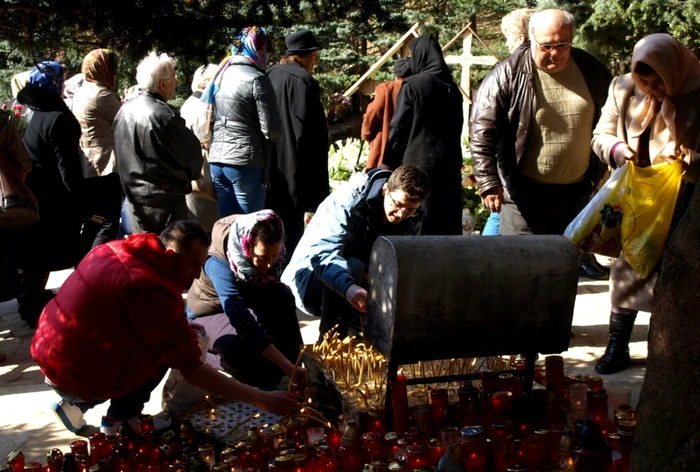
top-left (410, 35), bottom-right (455, 89)
top-left (393, 57), bottom-right (413, 78)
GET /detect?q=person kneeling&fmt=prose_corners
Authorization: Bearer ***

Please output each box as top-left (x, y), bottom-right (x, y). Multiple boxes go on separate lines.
top-left (282, 164), bottom-right (431, 339)
top-left (31, 221), bottom-right (297, 435)
top-left (187, 211), bottom-right (306, 389)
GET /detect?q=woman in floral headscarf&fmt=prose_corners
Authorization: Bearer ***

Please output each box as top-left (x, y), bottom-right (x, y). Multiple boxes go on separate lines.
top-left (186, 210), bottom-right (304, 388)
top-left (202, 27), bottom-right (281, 218)
top-left (71, 49), bottom-right (123, 256)
top-left (591, 33), bottom-right (700, 374)
top-left (16, 61), bottom-right (85, 327)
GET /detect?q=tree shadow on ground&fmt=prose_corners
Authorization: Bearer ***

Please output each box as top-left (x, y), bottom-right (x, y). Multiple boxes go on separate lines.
top-left (569, 324), bottom-right (649, 348)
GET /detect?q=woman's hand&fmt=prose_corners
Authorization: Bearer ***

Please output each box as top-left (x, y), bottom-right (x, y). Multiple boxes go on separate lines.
top-left (613, 143), bottom-right (637, 168)
top-left (664, 145), bottom-right (697, 173)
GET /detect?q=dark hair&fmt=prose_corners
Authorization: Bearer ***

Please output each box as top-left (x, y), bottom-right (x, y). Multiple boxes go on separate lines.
top-left (251, 214), bottom-right (285, 246)
top-left (160, 220), bottom-right (211, 252)
top-left (634, 61), bottom-right (656, 75)
top-left (386, 164), bottom-right (431, 203)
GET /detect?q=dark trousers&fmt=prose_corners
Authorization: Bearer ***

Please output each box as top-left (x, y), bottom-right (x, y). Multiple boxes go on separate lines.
top-left (18, 270), bottom-right (51, 326)
top-left (0, 226), bottom-right (20, 302)
top-left (106, 367), bottom-right (168, 420)
top-left (192, 282), bottom-right (303, 389)
top-left (500, 177), bottom-right (591, 235)
top-left (127, 198), bottom-right (189, 235)
top-left (49, 366), bottom-right (168, 421)
top-left (301, 257), bottom-right (366, 339)
top-left (79, 173), bottom-right (122, 259)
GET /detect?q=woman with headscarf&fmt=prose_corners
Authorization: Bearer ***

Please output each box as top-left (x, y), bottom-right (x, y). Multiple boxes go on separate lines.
top-left (71, 49), bottom-right (123, 256)
top-left (383, 35), bottom-right (464, 235)
top-left (186, 210), bottom-right (305, 388)
top-left (16, 61), bottom-right (85, 327)
top-left (591, 33), bottom-right (700, 374)
top-left (202, 27), bottom-right (281, 218)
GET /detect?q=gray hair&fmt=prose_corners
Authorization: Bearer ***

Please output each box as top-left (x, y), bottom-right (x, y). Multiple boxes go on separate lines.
top-left (191, 64), bottom-right (218, 92)
top-left (136, 51), bottom-right (177, 93)
top-left (528, 9), bottom-right (576, 43)
top-left (502, 8), bottom-right (533, 37)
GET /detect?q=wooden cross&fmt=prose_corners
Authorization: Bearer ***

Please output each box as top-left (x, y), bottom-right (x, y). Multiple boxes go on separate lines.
top-left (443, 25), bottom-right (499, 137)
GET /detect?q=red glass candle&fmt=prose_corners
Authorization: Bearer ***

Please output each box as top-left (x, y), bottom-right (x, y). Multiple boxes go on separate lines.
top-left (617, 418), bottom-right (636, 472)
top-left (136, 415), bottom-right (155, 439)
top-left (368, 411), bottom-right (386, 437)
top-left (521, 433), bottom-right (545, 471)
top-left (336, 444), bottom-right (366, 472)
top-left (390, 375), bottom-right (409, 436)
top-left (498, 374), bottom-right (514, 393)
top-left (362, 433), bottom-right (382, 463)
top-left (465, 404), bottom-right (486, 430)
top-left (89, 433), bottom-right (109, 462)
top-left (46, 449), bottom-right (63, 472)
top-left (440, 427), bottom-right (460, 449)
top-left (381, 433), bottom-right (399, 463)
top-left (459, 426), bottom-right (487, 472)
top-left (23, 463), bottom-right (42, 472)
top-left (405, 445), bottom-right (428, 471)
top-left (71, 441), bottom-right (89, 457)
top-left (480, 371), bottom-right (499, 401)
top-left (457, 386), bottom-right (479, 427)
top-left (545, 356), bottom-right (566, 401)
top-left (427, 439), bottom-right (443, 467)
top-left (314, 446), bottom-right (337, 472)
top-left (326, 430), bottom-right (342, 454)
top-left (429, 389), bottom-right (449, 431)
top-left (490, 420), bottom-right (513, 472)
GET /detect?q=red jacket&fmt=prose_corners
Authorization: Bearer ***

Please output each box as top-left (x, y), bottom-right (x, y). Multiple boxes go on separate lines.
top-left (31, 233), bottom-right (203, 401)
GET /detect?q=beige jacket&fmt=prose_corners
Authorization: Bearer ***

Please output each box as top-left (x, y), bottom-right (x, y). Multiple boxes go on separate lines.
top-left (592, 73), bottom-right (700, 182)
top-left (71, 81), bottom-right (122, 178)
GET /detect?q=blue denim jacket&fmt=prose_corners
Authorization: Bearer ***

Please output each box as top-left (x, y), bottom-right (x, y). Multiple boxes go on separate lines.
top-left (281, 170), bottom-right (424, 313)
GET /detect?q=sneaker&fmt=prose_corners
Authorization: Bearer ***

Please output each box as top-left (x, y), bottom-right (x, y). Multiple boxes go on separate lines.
top-left (50, 398), bottom-right (87, 433)
top-left (101, 416), bottom-right (171, 435)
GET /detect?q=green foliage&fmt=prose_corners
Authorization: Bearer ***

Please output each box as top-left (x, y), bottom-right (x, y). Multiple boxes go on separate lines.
top-left (327, 138), bottom-right (368, 182)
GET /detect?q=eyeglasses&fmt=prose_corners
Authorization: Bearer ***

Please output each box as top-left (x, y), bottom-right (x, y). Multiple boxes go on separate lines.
top-left (388, 192), bottom-right (419, 216)
top-left (535, 41), bottom-right (572, 52)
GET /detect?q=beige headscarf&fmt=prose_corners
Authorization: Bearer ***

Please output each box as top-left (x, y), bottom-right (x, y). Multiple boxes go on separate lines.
top-left (629, 34), bottom-right (700, 159)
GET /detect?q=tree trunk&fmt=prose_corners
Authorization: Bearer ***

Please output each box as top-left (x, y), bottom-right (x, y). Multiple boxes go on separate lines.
top-left (631, 186), bottom-right (700, 471)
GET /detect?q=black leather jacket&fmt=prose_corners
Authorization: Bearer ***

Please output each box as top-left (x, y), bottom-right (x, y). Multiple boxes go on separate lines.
top-left (114, 91), bottom-right (202, 205)
top-left (470, 45), bottom-right (612, 198)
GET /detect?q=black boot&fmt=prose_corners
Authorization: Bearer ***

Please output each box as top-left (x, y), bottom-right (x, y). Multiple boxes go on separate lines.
top-left (595, 312), bottom-right (637, 374)
top-left (580, 253), bottom-right (609, 280)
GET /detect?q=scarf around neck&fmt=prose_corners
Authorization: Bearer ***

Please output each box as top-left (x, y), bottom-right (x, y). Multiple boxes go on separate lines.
top-left (226, 210), bottom-right (286, 285)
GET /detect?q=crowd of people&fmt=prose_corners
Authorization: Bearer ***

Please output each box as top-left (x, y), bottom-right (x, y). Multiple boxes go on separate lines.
top-left (0, 9), bottom-right (697, 434)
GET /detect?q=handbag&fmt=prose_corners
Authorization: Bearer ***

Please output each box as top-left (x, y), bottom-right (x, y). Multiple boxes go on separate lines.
top-left (191, 147), bottom-right (217, 201)
top-left (0, 116), bottom-right (39, 228)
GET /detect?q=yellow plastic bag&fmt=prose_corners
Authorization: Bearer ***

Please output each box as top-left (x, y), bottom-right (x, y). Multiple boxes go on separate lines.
top-left (621, 160), bottom-right (683, 278)
top-left (564, 164), bottom-right (630, 257)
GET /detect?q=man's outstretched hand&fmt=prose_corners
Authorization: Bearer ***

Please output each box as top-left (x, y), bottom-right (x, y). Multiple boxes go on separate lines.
top-left (345, 283), bottom-right (368, 313)
top-left (257, 390), bottom-right (298, 415)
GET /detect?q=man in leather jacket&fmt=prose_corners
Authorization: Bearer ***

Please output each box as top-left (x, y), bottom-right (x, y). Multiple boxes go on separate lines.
top-left (114, 52), bottom-right (203, 234)
top-left (470, 9), bottom-right (612, 239)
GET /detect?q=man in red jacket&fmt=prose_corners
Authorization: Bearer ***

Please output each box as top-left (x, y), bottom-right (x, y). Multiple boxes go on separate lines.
top-left (31, 220), bottom-right (297, 434)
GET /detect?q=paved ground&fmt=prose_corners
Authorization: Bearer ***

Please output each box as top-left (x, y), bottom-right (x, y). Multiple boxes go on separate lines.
top-left (0, 260), bottom-right (649, 462)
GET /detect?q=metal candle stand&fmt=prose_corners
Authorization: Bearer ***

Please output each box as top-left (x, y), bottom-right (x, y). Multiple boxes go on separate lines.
top-left (363, 235), bottom-right (580, 431)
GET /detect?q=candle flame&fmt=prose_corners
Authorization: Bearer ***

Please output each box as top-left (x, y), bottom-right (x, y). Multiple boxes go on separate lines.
top-left (300, 408), bottom-right (306, 413)
top-left (253, 413), bottom-right (261, 418)
top-left (218, 369), bottom-right (233, 378)
top-left (307, 398), bottom-right (313, 404)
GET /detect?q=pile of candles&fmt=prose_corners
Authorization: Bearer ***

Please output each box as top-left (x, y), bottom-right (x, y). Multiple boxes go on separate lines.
top-left (309, 327), bottom-right (517, 413)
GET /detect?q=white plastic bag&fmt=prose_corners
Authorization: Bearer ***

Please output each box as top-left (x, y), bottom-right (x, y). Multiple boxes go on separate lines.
top-left (564, 163), bottom-right (630, 257)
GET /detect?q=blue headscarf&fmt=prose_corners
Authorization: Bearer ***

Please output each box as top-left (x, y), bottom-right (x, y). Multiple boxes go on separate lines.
top-left (201, 26), bottom-right (271, 106)
top-left (28, 61), bottom-right (64, 96)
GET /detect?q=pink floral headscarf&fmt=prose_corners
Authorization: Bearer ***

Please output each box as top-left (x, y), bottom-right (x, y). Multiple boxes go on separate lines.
top-left (226, 210), bottom-right (286, 285)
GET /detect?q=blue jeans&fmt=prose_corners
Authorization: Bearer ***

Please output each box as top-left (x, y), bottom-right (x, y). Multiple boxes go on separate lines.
top-left (482, 211), bottom-right (500, 236)
top-left (210, 163), bottom-right (266, 217)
